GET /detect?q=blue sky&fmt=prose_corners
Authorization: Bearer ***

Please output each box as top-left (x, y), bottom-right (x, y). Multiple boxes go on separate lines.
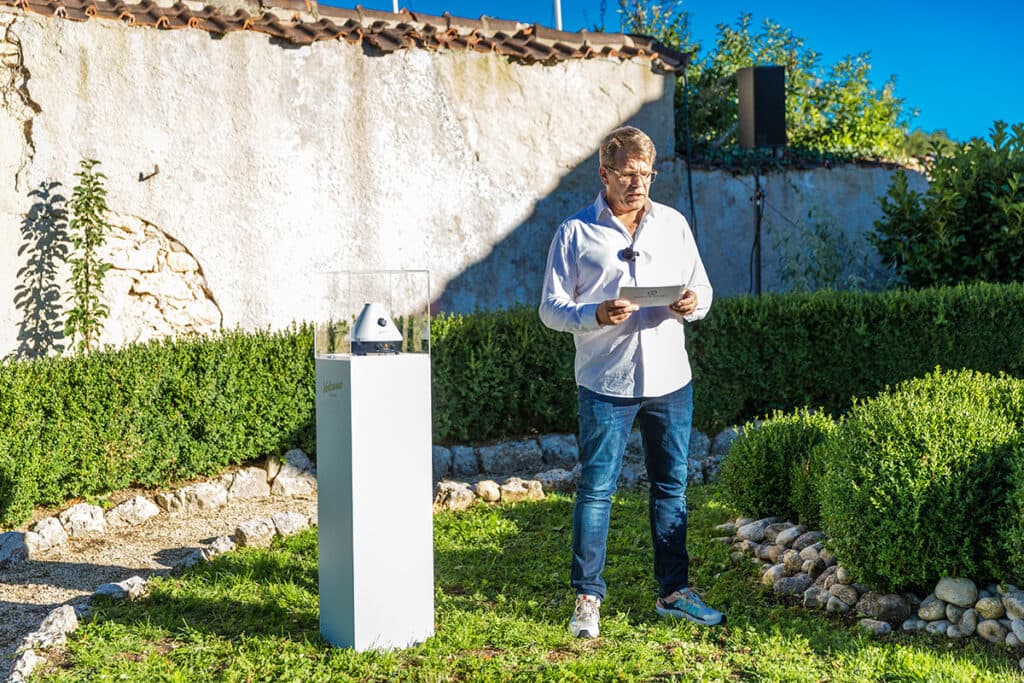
top-left (348, 0), bottom-right (1024, 143)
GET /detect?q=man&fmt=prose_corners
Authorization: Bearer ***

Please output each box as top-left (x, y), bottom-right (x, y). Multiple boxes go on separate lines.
top-left (538, 126), bottom-right (721, 638)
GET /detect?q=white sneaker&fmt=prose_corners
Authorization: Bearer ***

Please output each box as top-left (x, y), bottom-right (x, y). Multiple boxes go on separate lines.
top-left (569, 594), bottom-right (601, 638)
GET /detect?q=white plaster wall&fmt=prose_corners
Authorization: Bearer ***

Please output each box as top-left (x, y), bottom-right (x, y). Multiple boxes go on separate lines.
top-left (0, 9), bottom-right (672, 357)
top-left (0, 8), bottom-right (928, 358)
top-left (666, 164), bottom-right (930, 297)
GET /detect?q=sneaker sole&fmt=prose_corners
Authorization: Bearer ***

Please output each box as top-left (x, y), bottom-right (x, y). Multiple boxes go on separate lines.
top-left (655, 604), bottom-right (726, 626)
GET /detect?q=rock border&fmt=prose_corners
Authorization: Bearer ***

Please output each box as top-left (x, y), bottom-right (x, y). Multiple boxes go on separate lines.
top-left (717, 517), bottom-right (1024, 672)
top-left (2, 449), bottom-right (318, 683)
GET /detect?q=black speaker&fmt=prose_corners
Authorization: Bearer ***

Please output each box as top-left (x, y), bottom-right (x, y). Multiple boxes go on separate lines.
top-left (737, 66), bottom-right (787, 149)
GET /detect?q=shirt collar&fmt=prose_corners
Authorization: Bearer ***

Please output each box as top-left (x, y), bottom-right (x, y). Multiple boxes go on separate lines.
top-left (593, 192), bottom-right (656, 223)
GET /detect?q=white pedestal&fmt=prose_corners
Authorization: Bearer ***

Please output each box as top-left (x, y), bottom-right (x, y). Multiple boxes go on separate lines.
top-left (315, 353), bottom-right (434, 651)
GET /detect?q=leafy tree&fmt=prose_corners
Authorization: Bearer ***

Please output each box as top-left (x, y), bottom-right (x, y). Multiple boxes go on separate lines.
top-left (617, 3), bottom-right (911, 160)
top-left (871, 121), bottom-right (1024, 288)
top-left (66, 158), bottom-right (113, 353)
top-left (900, 127), bottom-right (956, 158)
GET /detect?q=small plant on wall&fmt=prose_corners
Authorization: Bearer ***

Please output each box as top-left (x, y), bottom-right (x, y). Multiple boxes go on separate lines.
top-left (65, 158), bottom-right (113, 353)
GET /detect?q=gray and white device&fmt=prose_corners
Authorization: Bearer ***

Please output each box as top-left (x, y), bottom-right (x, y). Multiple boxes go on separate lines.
top-left (350, 302), bottom-right (403, 355)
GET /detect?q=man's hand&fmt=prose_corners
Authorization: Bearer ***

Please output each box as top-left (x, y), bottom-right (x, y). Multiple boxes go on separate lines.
top-left (669, 289), bottom-right (698, 317)
top-left (597, 298), bottom-right (639, 326)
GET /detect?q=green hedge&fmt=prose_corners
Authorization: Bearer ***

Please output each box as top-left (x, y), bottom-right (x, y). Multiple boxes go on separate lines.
top-left (0, 328), bottom-right (316, 527)
top-left (430, 307), bottom-right (576, 443)
top-left (688, 282), bottom-right (1024, 432)
top-left (3, 282), bottom-right (1024, 528)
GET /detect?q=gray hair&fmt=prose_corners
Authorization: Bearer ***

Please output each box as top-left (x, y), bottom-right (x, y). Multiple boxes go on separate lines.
top-left (599, 126), bottom-right (656, 169)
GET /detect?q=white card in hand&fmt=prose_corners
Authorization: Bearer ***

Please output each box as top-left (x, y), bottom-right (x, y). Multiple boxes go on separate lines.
top-left (617, 285), bottom-right (687, 307)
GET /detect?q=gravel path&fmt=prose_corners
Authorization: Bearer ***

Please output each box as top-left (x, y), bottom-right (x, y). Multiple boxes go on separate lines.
top-left (0, 487), bottom-right (318, 681)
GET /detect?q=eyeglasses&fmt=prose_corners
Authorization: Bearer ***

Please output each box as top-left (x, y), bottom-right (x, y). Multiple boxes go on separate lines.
top-left (605, 167), bottom-right (658, 185)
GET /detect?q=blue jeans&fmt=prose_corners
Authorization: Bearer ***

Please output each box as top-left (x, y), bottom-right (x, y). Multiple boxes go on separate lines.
top-left (571, 383), bottom-right (693, 601)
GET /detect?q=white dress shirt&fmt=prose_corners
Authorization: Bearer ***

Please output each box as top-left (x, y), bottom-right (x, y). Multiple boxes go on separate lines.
top-left (539, 192), bottom-right (712, 398)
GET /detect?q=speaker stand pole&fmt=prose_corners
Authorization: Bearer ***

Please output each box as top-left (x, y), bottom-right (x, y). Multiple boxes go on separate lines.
top-left (753, 162), bottom-right (763, 296)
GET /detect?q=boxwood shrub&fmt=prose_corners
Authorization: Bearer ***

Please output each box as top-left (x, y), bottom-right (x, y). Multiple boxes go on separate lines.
top-left (817, 368), bottom-right (1023, 592)
top-left (688, 282), bottom-right (1024, 433)
top-left (718, 408), bottom-right (837, 524)
top-left (0, 327), bottom-right (316, 527)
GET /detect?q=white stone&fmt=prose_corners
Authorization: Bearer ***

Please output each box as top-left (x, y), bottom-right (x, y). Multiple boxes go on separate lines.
top-left (977, 619), bottom-right (1009, 644)
top-left (270, 465), bottom-right (317, 496)
top-left (433, 481), bottom-right (475, 512)
top-left (9, 649), bottom-right (44, 683)
top-left (105, 496), bottom-right (161, 527)
top-left (975, 596), bottom-right (1006, 620)
top-left (499, 477), bottom-right (544, 503)
top-left (736, 521), bottom-right (767, 543)
top-left (918, 594), bottom-right (947, 621)
top-left (109, 244), bottom-right (159, 271)
top-left (534, 467), bottom-right (576, 493)
top-left (474, 480), bottom-right (501, 502)
top-left (1004, 591), bottom-right (1024, 620)
top-left (272, 511), bottom-right (309, 537)
top-left (227, 467), bottom-right (271, 500)
top-left (761, 563), bottom-right (787, 587)
top-left (94, 575), bottom-right (148, 601)
top-left (935, 576), bottom-right (978, 608)
top-left (774, 525), bottom-right (804, 548)
top-left (26, 517), bottom-right (68, 554)
top-left (21, 605), bottom-right (79, 649)
top-left (179, 481), bottom-right (228, 511)
top-left (835, 565), bottom-right (853, 584)
top-left (782, 549), bottom-right (803, 574)
top-left (235, 517), bottom-right (276, 547)
top-left (154, 491), bottom-right (185, 512)
top-left (58, 503), bottom-right (106, 537)
top-left (133, 270), bottom-right (192, 300)
top-left (206, 535), bottom-right (237, 558)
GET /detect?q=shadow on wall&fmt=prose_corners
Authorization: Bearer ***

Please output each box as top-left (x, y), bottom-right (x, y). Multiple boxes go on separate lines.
top-left (433, 152), bottom-right (600, 315)
top-left (433, 98), bottom-right (680, 315)
top-left (9, 181), bottom-right (70, 360)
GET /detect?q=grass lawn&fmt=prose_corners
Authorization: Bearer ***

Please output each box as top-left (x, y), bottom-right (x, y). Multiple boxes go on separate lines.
top-left (31, 486), bottom-right (1024, 682)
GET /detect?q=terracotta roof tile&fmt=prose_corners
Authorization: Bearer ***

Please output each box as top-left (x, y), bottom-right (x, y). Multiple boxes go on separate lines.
top-left (0, 0), bottom-right (689, 72)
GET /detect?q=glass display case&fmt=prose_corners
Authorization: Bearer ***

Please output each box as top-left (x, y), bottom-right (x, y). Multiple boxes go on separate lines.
top-left (314, 270), bottom-right (430, 357)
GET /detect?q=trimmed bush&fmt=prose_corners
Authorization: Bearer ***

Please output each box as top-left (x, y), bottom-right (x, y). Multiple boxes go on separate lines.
top-left (0, 327), bottom-right (316, 527)
top-left (430, 308), bottom-right (576, 443)
top-left (688, 282), bottom-right (1024, 433)
top-left (718, 408), bottom-right (837, 524)
top-left (818, 368), bottom-right (1022, 592)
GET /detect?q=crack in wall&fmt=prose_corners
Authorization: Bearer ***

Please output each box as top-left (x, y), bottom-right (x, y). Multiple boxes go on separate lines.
top-left (0, 14), bottom-right (41, 192)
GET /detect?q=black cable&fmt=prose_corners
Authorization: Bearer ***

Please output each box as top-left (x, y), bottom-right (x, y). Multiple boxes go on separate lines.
top-left (749, 164), bottom-right (759, 295)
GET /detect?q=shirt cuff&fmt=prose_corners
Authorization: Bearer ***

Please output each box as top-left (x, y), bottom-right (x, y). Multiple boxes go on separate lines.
top-left (579, 303), bottom-right (602, 331)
